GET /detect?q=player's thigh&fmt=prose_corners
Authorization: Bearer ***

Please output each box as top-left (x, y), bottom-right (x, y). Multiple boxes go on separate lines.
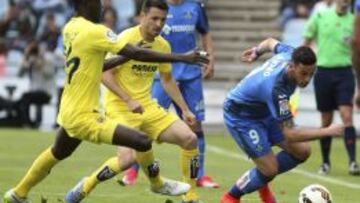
top-left (278, 140), bottom-right (311, 161)
top-left (152, 79), bottom-right (172, 109)
top-left (157, 119), bottom-right (197, 150)
top-left (52, 127), bottom-right (82, 160)
top-left (224, 115), bottom-right (273, 159)
top-left (176, 78), bottom-right (205, 122)
top-left (141, 103), bottom-right (179, 141)
top-left (313, 69), bottom-right (337, 112)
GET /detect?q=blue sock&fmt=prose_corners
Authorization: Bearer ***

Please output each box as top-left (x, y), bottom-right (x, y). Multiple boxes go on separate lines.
top-left (196, 131), bottom-right (205, 178)
top-left (344, 126), bottom-right (356, 163)
top-left (229, 168), bottom-right (273, 198)
top-left (276, 150), bottom-right (303, 174)
top-left (133, 162), bottom-right (140, 172)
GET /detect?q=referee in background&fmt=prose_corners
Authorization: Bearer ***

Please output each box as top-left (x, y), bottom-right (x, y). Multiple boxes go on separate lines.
top-left (303, 0), bottom-right (360, 175)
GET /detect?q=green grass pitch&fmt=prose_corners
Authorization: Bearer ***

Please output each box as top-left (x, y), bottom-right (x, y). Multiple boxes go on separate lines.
top-left (1, 129), bottom-right (359, 203)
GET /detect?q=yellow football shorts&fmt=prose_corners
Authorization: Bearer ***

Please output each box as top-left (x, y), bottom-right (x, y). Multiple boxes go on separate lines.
top-left (62, 112), bottom-right (118, 144)
top-left (107, 101), bottom-right (179, 141)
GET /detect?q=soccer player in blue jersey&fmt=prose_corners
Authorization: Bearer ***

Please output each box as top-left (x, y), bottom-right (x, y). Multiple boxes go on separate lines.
top-left (220, 38), bottom-right (344, 203)
top-left (121, 0), bottom-right (219, 192)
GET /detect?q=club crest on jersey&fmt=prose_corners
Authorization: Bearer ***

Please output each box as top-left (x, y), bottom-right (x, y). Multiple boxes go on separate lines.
top-left (184, 11), bottom-right (193, 19)
top-left (106, 31), bottom-right (117, 43)
top-left (279, 98), bottom-right (289, 116)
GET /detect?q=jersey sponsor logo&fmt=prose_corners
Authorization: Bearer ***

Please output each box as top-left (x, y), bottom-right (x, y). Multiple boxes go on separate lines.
top-left (132, 64), bottom-right (158, 75)
top-left (106, 30), bottom-right (118, 43)
top-left (279, 98), bottom-right (290, 116)
top-left (162, 24), bottom-right (195, 35)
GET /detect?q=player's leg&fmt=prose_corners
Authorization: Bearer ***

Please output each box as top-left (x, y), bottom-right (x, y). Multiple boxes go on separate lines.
top-left (4, 128), bottom-right (81, 203)
top-left (120, 78), bottom-right (174, 186)
top-left (176, 78), bottom-right (219, 188)
top-left (156, 120), bottom-right (199, 202)
top-left (313, 68), bottom-right (336, 174)
top-left (221, 112), bottom-right (278, 203)
top-left (336, 68), bottom-right (359, 175)
top-left (319, 112), bottom-right (333, 174)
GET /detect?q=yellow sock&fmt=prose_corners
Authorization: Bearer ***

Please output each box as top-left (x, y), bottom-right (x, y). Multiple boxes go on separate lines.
top-left (136, 150), bottom-right (163, 189)
top-left (83, 157), bottom-right (120, 194)
top-left (14, 147), bottom-right (59, 198)
top-left (181, 149), bottom-right (200, 201)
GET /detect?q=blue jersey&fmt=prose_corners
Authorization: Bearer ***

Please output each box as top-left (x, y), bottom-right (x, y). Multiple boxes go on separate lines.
top-left (226, 43), bottom-right (296, 122)
top-left (160, 1), bottom-right (209, 80)
top-left (356, 0), bottom-right (360, 12)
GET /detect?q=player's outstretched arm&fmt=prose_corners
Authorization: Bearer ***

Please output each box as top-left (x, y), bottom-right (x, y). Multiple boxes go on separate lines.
top-left (102, 69), bottom-right (144, 114)
top-left (159, 72), bottom-right (196, 126)
top-left (352, 13), bottom-right (360, 108)
top-left (241, 38), bottom-right (279, 62)
top-left (118, 44), bottom-right (209, 65)
top-left (280, 119), bottom-right (344, 142)
top-left (103, 56), bottom-right (129, 72)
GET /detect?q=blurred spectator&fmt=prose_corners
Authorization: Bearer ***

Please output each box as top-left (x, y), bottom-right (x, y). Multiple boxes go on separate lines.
top-left (102, 8), bottom-right (118, 32)
top-left (0, 0), bottom-right (36, 51)
top-left (110, 0), bottom-right (136, 30)
top-left (18, 41), bottom-right (54, 128)
top-left (37, 12), bottom-right (60, 50)
top-left (0, 39), bottom-right (7, 76)
top-left (279, 0), bottom-right (317, 29)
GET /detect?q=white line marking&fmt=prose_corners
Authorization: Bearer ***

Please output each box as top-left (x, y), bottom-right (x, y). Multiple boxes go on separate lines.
top-left (208, 145), bottom-right (360, 189)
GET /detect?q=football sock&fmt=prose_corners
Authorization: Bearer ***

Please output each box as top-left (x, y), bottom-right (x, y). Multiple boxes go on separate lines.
top-left (196, 131), bottom-right (205, 178)
top-left (83, 157), bottom-right (120, 194)
top-left (181, 149), bottom-right (199, 201)
top-left (320, 137), bottom-right (332, 165)
top-left (276, 150), bottom-right (303, 174)
top-left (14, 148), bottom-right (59, 198)
top-left (136, 150), bottom-right (163, 189)
top-left (229, 168), bottom-right (273, 198)
top-left (344, 126), bottom-right (356, 163)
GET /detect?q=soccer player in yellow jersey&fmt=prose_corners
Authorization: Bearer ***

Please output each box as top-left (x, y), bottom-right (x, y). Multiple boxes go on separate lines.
top-left (3, 0), bottom-right (209, 202)
top-left (66, 1), bottom-right (202, 202)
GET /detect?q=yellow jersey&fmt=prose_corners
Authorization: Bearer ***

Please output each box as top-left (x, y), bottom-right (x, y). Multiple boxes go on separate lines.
top-left (57, 17), bottom-right (127, 127)
top-left (105, 26), bottom-right (171, 112)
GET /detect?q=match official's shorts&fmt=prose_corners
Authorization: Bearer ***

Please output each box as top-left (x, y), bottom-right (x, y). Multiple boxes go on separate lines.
top-left (107, 101), bottom-right (179, 141)
top-left (314, 66), bottom-right (355, 112)
top-left (223, 100), bottom-right (284, 158)
top-left (61, 112), bottom-right (118, 144)
top-left (152, 77), bottom-right (205, 121)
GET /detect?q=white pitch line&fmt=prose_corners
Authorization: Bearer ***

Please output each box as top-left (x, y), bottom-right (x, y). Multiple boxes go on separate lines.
top-left (208, 145), bottom-right (360, 190)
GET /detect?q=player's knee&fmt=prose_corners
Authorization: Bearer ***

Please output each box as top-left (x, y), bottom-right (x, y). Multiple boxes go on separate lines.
top-left (260, 164), bottom-right (278, 177)
top-left (118, 153), bottom-right (136, 171)
top-left (180, 132), bottom-right (198, 150)
top-left (51, 146), bottom-right (74, 160)
top-left (135, 136), bottom-right (152, 152)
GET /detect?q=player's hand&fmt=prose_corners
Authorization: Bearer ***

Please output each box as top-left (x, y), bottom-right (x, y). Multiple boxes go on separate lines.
top-left (355, 91), bottom-right (360, 109)
top-left (184, 49), bottom-right (210, 66)
top-left (324, 124), bottom-right (344, 137)
top-left (182, 110), bottom-right (196, 127)
top-left (202, 57), bottom-right (214, 79)
top-left (241, 47), bottom-right (258, 63)
top-left (127, 99), bottom-right (144, 114)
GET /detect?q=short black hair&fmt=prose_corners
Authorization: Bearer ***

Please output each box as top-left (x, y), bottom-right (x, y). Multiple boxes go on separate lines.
top-left (292, 46), bottom-right (316, 65)
top-left (72, 0), bottom-right (85, 11)
top-left (142, 0), bottom-right (169, 13)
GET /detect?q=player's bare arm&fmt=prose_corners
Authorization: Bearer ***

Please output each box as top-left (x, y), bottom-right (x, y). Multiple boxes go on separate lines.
top-left (201, 32), bottom-right (215, 79)
top-left (352, 14), bottom-right (360, 108)
top-left (103, 56), bottom-right (130, 72)
top-left (241, 38), bottom-right (280, 63)
top-left (279, 118), bottom-right (344, 142)
top-left (118, 43), bottom-right (209, 65)
top-left (159, 71), bottom-right (196, 126)
top-left (102, 69), bottom-right (144, 114)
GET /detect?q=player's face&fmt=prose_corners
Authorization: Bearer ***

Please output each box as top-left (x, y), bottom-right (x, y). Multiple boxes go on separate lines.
top-left (142, 7), bottom-right (167, 39)
top-left (292, 63), bottom-right (316, 88)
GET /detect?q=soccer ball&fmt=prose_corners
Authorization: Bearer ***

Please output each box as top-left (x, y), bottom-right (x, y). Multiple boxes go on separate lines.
top-left (298, 184), bottom-right (332, 203)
